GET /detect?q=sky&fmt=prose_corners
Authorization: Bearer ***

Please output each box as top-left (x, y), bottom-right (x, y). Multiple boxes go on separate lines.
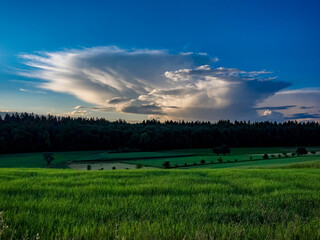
top-left (0, 0), bottom-right (320, 122)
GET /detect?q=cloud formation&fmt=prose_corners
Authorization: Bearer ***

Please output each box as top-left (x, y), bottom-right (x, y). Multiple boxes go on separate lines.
top-left (257, 88), bottom-right (320, 121)
top-left (20, 46), bottom-right (297, 121)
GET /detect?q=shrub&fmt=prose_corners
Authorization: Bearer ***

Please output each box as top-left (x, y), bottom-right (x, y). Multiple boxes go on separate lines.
top-left (278, 154), bottom-right (282, 158)
top-left (42, 152), bottom-right (54, 165)
top-left (217, 157), bottom-right (223, 163)
top-left (311, 151), bottom-right (316, 155)
top-left (200, 159), bottom-right (206, 164)
top-left (271, 154), bottom-right (275, 158)
top-left (291, 152), bottom-right (296, 157)
top-left (250, 156), bottom-right (253, 161)
top-left (162, 161), bottom-right (171, 169)
top-left (112, 167), bottom-right (116, 170)
top-left (263, 154), bottom-right (269, 160)
top-left (212, 145), bottom-right (230, 155)
top-left (136, 164), bottom-right (143, 169)
top-left (87, 165), bottom-right (91, 170)
top-left (296, 147), bottom-right (308, 155)
top-left (234, 159), bottom-right (238, 162)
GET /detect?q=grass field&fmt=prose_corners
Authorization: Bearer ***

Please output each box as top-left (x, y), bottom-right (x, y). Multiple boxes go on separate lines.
top-left (1, 168), bottom-right (320, 239)
top-left (125, 147), bottom-right (320, 169)
top-left (0, 151), bottom-right (104, 168)
top-left (1, 147), bottom-right (319, 169)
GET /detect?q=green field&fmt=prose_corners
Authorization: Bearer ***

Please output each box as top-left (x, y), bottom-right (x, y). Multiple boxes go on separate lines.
top-left (124, 147), bottom-right (320, 169)
top-left (0, 151), bottom-right (107, 168)
top-left (1, 147), bottom-right (320, 239)
top-left (1, 168), bottom-right (320, 239)
top-left (0, 147), bottom-right (319, 169)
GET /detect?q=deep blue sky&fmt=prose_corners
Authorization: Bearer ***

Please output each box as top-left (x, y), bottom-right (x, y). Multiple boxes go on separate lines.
top-left (1, 0), bottom-right (320, 121)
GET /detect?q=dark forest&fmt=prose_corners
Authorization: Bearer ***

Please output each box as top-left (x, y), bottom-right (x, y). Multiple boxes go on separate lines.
top-left (0, 113), bottom-right (319, 153)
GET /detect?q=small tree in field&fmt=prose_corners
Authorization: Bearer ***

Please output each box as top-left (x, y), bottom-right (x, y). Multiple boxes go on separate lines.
top-left (213, 147), bottom-right (221, 155)
top-left (200, 159), bottom-right (206, 164)
top-left (296, 147), bottom-right (308, 156)
top-left (220, 145), bottom-right (231, 155)
top-left (42, 152), bottom-right (54, 165)
top-left (162, 161), bottom-right (171, 169)
top-left (263, 154), bottom-right (269, 160)
top-left (213, 145), bottom-right (230, 156)
top-left (217, 157), bottom-right (223, 163)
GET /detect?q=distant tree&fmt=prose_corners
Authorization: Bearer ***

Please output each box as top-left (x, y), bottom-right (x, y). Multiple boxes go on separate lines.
top-left (220, 145), bottom-right (231, 155)
top-left (217, 157), bottom-right (223, 163)
top-left (200, 159), bottom-right (206, 164)
top-left (296, 147), bottom-right (308, 155)
top-left (87, 165), bottom-right (91, 170)
top-left (136, 164), bottom-right (143, 169)
top-left (234, 159), bottom-right (238, 162)
top-left (42, 152), bottom-right (54, 165)
top-left (162, 161), bottom-right (171, 169)
top-left (291, 152), bottom-right (296, 157)
top-left (213, 145), bottom-right (230, 155)
top-left (311, 151), bottom-right (316, 155)
top-left (112, 166), bottom-right (116, 170)
top-left (213, 147), bottom-right (221, 155)
top-left (250, 156), bottom-right (253, 161)
top-left (263, 154), bottom-right (269, 160)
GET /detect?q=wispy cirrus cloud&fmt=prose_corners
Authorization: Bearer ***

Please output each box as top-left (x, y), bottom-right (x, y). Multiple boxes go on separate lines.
top-left (19, 88), bottom-right (47, 94)
top-left (19, 46), bottom-right (317, 122)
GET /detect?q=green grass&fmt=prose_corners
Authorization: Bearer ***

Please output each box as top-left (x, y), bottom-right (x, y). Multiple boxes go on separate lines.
top-left (1, 168), bottom-right (320, 239)
top-left (0, 151), bottom-right (104, 168)
top-left (0, 147), bottom-right (319, 169)
top-left (77, 151), bottom-right (192, 161)
top-left (126, 147), bottom-right (320, 169)
top-left (182, 154), bottom-right (320, 169)
top-left (283, 160), bottom-right (320, 169)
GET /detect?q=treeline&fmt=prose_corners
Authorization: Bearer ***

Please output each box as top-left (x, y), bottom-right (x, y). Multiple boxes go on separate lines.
top-left (0, 113), bottom-right (320, 153)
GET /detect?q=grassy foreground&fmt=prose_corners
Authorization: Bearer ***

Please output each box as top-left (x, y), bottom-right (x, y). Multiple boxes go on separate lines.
top-left (1, 168), bottom-right (320, 239)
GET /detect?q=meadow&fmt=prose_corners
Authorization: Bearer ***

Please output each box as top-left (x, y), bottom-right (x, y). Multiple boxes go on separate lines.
top-left (1, 168), bottom-right (320, 239)
top-left (0, 147), bottom-right (319, 170)
top-left (0, 147), bottom-right (320, 239)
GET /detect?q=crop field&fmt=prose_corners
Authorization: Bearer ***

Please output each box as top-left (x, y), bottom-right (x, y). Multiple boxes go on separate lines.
top-left (0, 147), bottom-right (319, 169)
top-left (1, 168), bottom-right (320, 239)
top-left (124, 147), bottom-right (320, 169)
top-left (0, 151), bottom-right (105, 168)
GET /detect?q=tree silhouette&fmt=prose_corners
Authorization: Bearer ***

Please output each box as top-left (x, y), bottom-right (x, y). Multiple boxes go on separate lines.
top-left (162, 161), bottom-right (171, 169)
top-left (42, 152), bottom-right (54, 165)
top-left (296, 147), bottom-right (308, 155)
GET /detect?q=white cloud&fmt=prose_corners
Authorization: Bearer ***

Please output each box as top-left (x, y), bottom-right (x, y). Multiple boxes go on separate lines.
top-left (20, 46), bottom-right (297, 121)
top-left (57, 110), bottom-right (88, 117)
top-left (256, 88), bottom-right (320, 121)
top-left (19, 88), bottom-right (47, 94)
